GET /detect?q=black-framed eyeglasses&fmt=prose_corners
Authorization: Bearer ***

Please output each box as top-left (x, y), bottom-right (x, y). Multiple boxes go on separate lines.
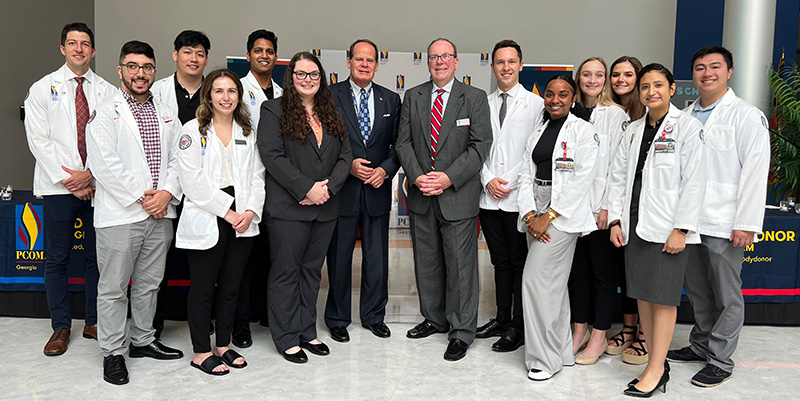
top-left (428, 53), bottom-right (455, 62)
top-left (120, 63), bottom-right (156, 74)
top-left (293, 71), bottom-right (321, 80)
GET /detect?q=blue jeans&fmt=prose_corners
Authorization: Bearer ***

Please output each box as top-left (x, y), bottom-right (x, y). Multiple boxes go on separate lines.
top-left (43, 194), bottom-right (98, 330)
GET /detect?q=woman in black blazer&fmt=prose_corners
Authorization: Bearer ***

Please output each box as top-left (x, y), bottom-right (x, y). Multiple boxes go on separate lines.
top-left (257, 51), bottom-right (352, 363)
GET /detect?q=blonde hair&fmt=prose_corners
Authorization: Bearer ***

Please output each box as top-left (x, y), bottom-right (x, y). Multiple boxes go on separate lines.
top-left (575, 57), bottom-right (614, 108)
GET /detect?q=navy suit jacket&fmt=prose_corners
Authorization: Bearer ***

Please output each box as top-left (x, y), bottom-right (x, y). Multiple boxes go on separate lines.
top-left (331, 80), bottom-right (401, 217)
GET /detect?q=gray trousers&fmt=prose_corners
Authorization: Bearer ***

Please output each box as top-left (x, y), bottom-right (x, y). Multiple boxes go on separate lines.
top-left (684, 235), bottom-right (745, 372)
top-left (96, 217), bottom-right (173, 357)
top-left (409, 199), bottom-right (479, 345)
top-left (523, 226), bottom-right (578, 374)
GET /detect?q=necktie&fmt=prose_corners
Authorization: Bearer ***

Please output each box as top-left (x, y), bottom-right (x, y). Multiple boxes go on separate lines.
top-left (499, 92), bottom-right (508, 128)
top-left (75, 77), bottom-right (89, 166)
top-left (430, 88), bottom-right (445, 168)
top-left (358, 88), bottom-right (371, 142)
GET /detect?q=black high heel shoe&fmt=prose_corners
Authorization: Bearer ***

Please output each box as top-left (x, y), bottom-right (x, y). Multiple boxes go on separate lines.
top-left (623, 370), bottom-right (669, 398)
top-left (627, 360), bottom-right (670, 388)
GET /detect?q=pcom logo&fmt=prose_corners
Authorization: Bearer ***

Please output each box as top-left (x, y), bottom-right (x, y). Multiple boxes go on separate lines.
top-left (396, 75), bottom-right (405, 92)
top-left (463, 75), bottom-right (471, 86)
top-left (380, 51), bottom-right (389, 65)
top-left (480, 53), bottom-right (490, 66)
top-left (16, 203), bottom-right (43, 251)
top-left (413, 52), bottom-right (423, 65)
top-left (312, 49), bottom-right (321, 57)
top-left (329, 73), bottom-right (338, 84)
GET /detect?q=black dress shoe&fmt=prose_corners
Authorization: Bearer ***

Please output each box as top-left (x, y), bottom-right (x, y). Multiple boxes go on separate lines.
top-left (444, 339), bottom-right (469, 361)
top-left (129, 340), bottom-right (184, 360)
top-left (492, 326), bottom-right (524, 352)
top-left (476, 318), bottom-right (508, 339)
top-left (329, 326), bottom-right (350, 343)
top-left (362, 322), bottom-right (391, 338)
top-left (232, 328), bottom-right (253, 348)
top-left (299, 341), bottom-right (330, 356)
top-left (282, 349), bottom-right (308, 364)
top-left (406, 320), bottom-right (447, 339)
top-left (103, 355), bottom-right (129, 385)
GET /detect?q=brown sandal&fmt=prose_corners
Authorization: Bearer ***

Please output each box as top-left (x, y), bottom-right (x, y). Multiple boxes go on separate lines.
top-left (621, 331), bottom-right (648, 365)
top-left (606, 324), bottom-right (636, 355)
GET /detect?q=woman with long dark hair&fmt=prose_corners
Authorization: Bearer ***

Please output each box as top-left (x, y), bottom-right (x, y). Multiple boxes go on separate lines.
top-left (568, 57), bottom-right (629, 365)
top-left (519, 75), bottom-right (598, 381)
top-left (607, 63), bottom-right (705, 396)
top-left (176, 68), bottom-right (266, 375)
top-left (257, 52), bottom-right (352, 363)
top-left (607, 55), bottom-right (647, 364)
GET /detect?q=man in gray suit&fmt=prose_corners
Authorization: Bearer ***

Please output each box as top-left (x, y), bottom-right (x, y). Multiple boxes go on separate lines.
top-left (396, 38), bottom-right (492, 361)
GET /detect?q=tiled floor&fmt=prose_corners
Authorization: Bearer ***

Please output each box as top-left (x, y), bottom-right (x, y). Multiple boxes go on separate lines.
top-left (3, 230), bottom-right (799, 400)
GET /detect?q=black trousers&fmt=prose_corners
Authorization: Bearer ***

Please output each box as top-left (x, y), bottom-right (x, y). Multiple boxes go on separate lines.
top-left (325, 191), bottom-right (390, 328)
top-left (267, 217), bottom-right (336, 353)
top-left (234, 221), bottom-right (270, 330)
top-left (478, 209), bottom-right (527, 321)
top-left (568, 229), bottom-right (619, 330)
top-left (186, 217), bottom-right (253, 353)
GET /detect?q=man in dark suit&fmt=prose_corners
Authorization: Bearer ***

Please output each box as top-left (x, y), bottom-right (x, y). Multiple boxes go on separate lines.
top-left (325, 39), bottom-right (401, 342)
top-left (396, 38), bottom-right (492, 361)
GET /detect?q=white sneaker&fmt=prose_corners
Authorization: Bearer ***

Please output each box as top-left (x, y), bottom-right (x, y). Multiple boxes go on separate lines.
top-left (527, 368), bottom-right (554, 381)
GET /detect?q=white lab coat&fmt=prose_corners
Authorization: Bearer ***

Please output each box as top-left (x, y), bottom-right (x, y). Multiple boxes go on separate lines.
top-left (588, 104), bottom-right (629, 213)
top-left (517, 113), bottom-right (599, 234)
top-left (24, 64), bottom-right (116, 196)
top-left (684, 89), bottom-right (770, 238)
top-left (175, 119), bottom-right (266, 250)
top-left (480, 83), bottom-right (544, 212)
top-left (150, 74), bottom-right (178, 115)
top-left (607, 104), bottom-right (706, 245)
top-left (86, 89), bottom-right (183, 228)
top-left (241, 71), bottom-right (282, 128)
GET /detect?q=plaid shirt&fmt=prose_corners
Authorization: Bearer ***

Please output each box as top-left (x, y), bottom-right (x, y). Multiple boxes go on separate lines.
top-left (121, 89), bottom-right (161, 190)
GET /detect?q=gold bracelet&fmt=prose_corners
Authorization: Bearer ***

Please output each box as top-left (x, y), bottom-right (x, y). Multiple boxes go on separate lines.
top-left (524, 214), bottom-right (533, 223)
top-left (547, 210), bottom-right (557, 220)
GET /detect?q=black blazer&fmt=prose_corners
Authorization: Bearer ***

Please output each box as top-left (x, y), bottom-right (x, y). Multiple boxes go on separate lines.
top-left (331, 80), bottom-right (401, 217)
top-left (257, 98), bottom-right (353, 222)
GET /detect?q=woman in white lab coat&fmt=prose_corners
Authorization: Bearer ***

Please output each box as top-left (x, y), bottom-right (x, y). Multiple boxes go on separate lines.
top-left (518, 75), bottom-right (598, 381)
top-left (568, 57), bottom-right (629, 365)
top-left (607, 64), bottom-right (705, 396)
top-left (176, 68), bottom-right (266, 376)
top-left (606, 55), bottom-right (649, 363)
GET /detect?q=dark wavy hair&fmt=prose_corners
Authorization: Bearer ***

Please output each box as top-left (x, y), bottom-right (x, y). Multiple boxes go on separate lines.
top-left (610, 56), bottom-right (645, 120)
top-left (542, 75), bottom-right (592, 123)
top-left (280, 52), bottom-right (345, 143)
top-left (196, 69), bottom-right (253, 136)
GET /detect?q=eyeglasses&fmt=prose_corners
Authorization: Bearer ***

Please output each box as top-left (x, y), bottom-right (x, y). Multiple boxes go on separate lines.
top-left (428, 53), bottom-right (455, 62)
top-left (293, 71), bottom-right (321, 81)
top-left (120, 63), bottom-right (156, 74)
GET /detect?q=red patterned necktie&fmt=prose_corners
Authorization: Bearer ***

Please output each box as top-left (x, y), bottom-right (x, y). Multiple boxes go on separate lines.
top-left (75, 77), bottom-right (89, 166)
top-left (430, 88), bottom-right (445, 169)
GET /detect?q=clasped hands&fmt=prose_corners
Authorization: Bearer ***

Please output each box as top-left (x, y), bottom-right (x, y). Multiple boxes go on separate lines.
top-left (141, 189), bottom-right (171, 219)
top-left (351, 158), bottom-right (387, 188)
top-left (524, 211), bottom-right (553, 243)
top-left (61, 166), bottom-right (94, 200)
top-left (300, 179), bottom-right (330, 205)
top-left (224, 209), bottom-right (256, 233)
top-left (415, 171), bottom-right (451, 196)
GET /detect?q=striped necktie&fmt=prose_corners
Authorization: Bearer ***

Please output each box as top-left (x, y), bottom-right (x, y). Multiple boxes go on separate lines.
top-left (430, 88), bottom-right (445, 168)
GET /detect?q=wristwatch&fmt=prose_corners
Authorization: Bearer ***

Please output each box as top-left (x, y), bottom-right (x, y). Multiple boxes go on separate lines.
top-left (547, 209), bottom-right (557, 220)
top-left (677, 228), bottom-right (689, 235)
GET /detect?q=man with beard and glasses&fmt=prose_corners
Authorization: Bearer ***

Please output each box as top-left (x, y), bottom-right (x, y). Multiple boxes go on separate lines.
top-left (87, 40), bottom-right (184, 385)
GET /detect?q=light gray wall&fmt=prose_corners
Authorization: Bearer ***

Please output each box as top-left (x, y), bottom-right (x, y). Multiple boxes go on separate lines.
top-left (4, 0), bottom-right (678, 189)
top-left (94, 0), bottom-right (677, 83)
top-left (3, 0), bottom-right (95, 190)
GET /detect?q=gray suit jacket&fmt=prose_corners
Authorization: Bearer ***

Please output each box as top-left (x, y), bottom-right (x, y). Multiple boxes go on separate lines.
top-left (396, 79), bottom-right (492, 221)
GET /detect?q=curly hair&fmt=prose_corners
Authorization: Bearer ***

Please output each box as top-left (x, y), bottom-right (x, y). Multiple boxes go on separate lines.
top-left (280, 52), bottom-right (345, 144)
top-left (196, 69), bottom-right (253, 137)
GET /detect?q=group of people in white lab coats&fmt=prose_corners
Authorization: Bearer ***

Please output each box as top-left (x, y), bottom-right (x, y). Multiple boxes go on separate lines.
top-left (25, 22), bottom-right (770, 397)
